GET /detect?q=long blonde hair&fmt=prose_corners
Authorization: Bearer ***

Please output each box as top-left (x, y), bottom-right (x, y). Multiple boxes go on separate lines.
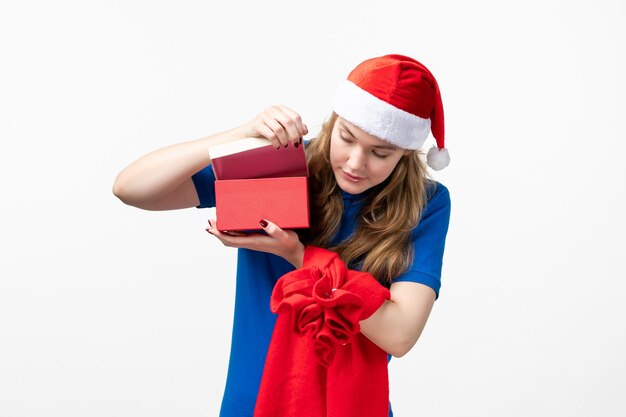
top-left (297, 112), bottom-right (436, 288)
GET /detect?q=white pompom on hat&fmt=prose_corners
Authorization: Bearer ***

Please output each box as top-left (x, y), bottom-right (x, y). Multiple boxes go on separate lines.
top-left (331, 54), bottom-right (450, 170)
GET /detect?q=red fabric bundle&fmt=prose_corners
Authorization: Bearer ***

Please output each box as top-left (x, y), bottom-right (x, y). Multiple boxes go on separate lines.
top-left (253, 245), bottom-right (392, 417)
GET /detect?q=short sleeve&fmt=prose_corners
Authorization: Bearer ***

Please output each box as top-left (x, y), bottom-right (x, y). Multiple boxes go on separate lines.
top-left (191, 164), bottom-right (217, 209)
top-left (392, 182), bottom-right (451, 300)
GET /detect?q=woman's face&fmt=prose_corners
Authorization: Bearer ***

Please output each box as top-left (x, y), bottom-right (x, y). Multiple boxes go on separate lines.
top-left (330, 117), bottom-right (411, 195)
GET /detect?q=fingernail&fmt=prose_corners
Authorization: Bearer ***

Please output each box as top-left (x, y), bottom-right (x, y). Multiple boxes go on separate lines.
top-left (259, 219), bottom-right (268, 228)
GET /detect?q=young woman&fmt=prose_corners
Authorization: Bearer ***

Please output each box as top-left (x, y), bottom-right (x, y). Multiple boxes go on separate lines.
top-left (113, 54), bottom-right (451, 417)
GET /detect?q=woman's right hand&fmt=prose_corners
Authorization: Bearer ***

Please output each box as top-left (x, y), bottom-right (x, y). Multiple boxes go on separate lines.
top-left (240, 105), bottom-right (309, 149)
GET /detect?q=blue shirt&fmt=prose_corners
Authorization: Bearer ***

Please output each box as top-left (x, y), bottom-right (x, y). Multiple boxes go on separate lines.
top-left (192, 158), bottom-right (451, 417)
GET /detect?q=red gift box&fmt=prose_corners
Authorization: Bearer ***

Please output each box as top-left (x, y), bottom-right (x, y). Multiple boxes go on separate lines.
top-left (215, 176), bottom-right (310, 231)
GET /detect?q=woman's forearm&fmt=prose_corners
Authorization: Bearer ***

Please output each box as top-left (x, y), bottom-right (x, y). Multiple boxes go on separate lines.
top-left (112, 125), bottom-right (247, 206)
top-left (359, 282), bottom-right (436, 357)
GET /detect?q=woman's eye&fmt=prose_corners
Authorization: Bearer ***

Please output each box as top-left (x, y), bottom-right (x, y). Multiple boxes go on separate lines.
top-left (341, 135), bottom-right (388, 158)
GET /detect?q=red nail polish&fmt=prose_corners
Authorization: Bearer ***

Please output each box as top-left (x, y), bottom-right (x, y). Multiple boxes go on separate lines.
top-left (259, 219), bottom-right (268, 228)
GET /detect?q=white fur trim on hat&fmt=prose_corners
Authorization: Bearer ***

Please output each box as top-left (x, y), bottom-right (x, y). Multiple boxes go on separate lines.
top-left (331, 79), bottom-right (431, 150)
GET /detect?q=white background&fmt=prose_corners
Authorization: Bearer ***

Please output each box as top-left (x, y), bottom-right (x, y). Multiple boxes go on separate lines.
top-left (1, 0), bottom-right (625, 416)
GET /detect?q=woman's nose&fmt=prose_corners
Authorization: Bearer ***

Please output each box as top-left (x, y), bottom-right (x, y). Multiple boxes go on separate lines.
top-left (346, 147), bottom-right (366, 171)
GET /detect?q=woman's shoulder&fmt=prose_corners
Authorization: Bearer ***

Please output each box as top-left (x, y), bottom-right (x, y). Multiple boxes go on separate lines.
top-left (424, 179), bottom-right (450, 205)
top-left (406, 180), bottom-right (451, 238)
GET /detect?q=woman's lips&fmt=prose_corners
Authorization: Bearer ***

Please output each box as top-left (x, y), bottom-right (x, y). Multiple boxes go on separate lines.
top-left (342, 171), bottom-right (365, 182)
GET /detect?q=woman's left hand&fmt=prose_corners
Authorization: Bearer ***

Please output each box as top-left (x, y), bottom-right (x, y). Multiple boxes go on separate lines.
top-left (206, 218), bottom-right (305, 269)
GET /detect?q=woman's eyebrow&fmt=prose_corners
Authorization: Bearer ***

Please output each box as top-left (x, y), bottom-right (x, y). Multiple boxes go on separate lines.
top-left (341, 124), bottom-right (396, 150)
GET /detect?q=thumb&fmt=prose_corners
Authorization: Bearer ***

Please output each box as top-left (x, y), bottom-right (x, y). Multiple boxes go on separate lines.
top-left (259, 218), bottom-right (286, 238)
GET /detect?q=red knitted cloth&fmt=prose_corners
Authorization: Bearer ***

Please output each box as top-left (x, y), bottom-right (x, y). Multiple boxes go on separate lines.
top-left (253, 245), bottom-right (392, 417)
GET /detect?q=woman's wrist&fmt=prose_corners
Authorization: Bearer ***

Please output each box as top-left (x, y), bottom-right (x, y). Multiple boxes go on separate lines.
top-left (235, 121), bottom-right (255, 139)
top-left (287, 243), bottom-right (305, 269)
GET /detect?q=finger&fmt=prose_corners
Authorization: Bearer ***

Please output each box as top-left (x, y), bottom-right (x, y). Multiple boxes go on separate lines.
top-left (275, 105), bottom-right (307, 138)
top-left (266, 106), bottom-right (300, 146)
top-left (257, 120), bottom-right (283, 149)
top-left (207, 226), bottom-right (239, 246)
top-left (207, 219), bottom-right (231, 238)
top-left (206, 219), bottom-right (220, 237)
top-left (216, 231), bottom-right (268, 249)
top-left (222, 230), bottom-right (246, 236)
top-left (258, 218), bottom-right (288, 240)
top-left (262, 117), bottom-right (290, 148)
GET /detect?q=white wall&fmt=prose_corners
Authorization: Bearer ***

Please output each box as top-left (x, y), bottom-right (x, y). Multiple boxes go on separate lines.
top-left (1, 0), bottom-right (624, 415)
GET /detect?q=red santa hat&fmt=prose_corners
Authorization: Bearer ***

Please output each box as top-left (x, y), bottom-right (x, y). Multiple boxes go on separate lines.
top-left (331, 54), bottom-right (450, 170)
